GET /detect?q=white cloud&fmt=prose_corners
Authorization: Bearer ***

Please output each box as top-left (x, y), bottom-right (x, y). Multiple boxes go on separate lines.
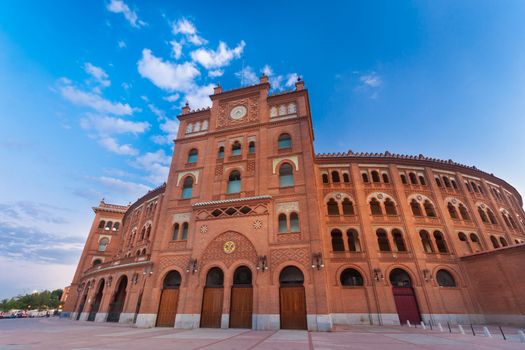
top-left (106, 0), bottom-right (145, 28)
top-left (121, 82), bottom-right (131, 90)
top-left (262, 64), bottom-right (273, 76)
top-left (208, 69), bottom-right (223, 78)
top-left (172, 18), bottom-right (207, 45)
top-left (235, 66), bottom-right (258, 86)
top-left (58, 79), bottom-right (135, 115)
top-left (132, 150), bottom-right (171, 184)
top-left (137, 49), bottom-right (200, 92)
top-left (170, 40), bottom-right (183, 59)
top-left (285, 73), bottom-right (299, 87)
top-left (184, 84), bottom-right (214, 109)
top-left (84, 62), bottom-right (110, 91)
top-left (148, 104), bottom-right (166, 121)
top-left (80, 114), bottom-right (150, 135)
top-left (359, 72), bottom-right (382, 88)
top-left (190, 41), bottom-right (245, 69)
top-left (164, 94), bottom-right (180, 102)
top-left (152, 118), bottom-right (179, 145)
top-left (95, 176), bottom-right (151, 196)
top-left (98, 137), bottom-right (139, 156)
top-left (118, 40), bottom-right (126, 48)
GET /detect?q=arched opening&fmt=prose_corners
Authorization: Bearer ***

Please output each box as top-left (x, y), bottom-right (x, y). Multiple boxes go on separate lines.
top-left (279, 163), bottom-right (294, 187)
top-left (382, 173), bottom-right (390, 183)
top-left (478, 207), bottom-right (488, 223)
top-left (331, 229), bottom-right (344, 251)
top-left (435, 177), bottom-right (442, 187)
top-left (172, 223), bottom-right (179, 240)
top-left (107, 276), bottom-right (128, 322)
top-left (362, 172), bottom-right (369, 183)
top-left (322, 173), bottom-right (329, 184)
top-left (459, 204), bottom-right (470, 220)
top-left (156, 271), bottom-right (182, 327)
top-left (231, 141), bottom-right (242, 156)
top-left (370, 198), bottom-right (382, 215)
top-left (487, 209), bottom-right (497, 224)
top-left (201, 268), bottom-right (224, 328)
top-left (424, 200), bottom-right (436, 217)
top-left (376, 229), bottom-right (391, 252)
top-left (500, 237), bottom-right (508, 247)
top-left (248, 141), bottom-right (255, 154)
top-left (278, 213), bottom-right (288, 233)
top-left (384, 198), bottom-right (397, 215)
top-left (342, 198), bottom-right (354, 215)
top-left (448, 203), bottom-right (459, 219)
top-left (229, 266), bottom-right (253, 328)
top-left (218, 146), bottom-right (225, 159)
top-left (458, 232), bottom-right (472, 253)
top-left (182, 176), bottom-right (194, 199)
top-left (400, 174), bottom-right (408, 184)
top-left (436, 270), bottom-right (456, 287)
top-left (290, 212), bottom-right (300, 232)
top-left (331, 171), bottom-right (340, 183)
top-left (392, 229), bottom-right (407, 252)
top-left (76, 288), bottom-right (88, 320)
top-left (98, 220), bottom-right (106, 229)
top-left (469, 233), bottom-right (483, 252)
top-left (98, 238), bottom-right (109, 252)
top-left (420, 230), bottom-right (434, 253)
top-left (410, 199), bottom-right (423, 216)
top-left (433, 231), bottom-right (448, 253)
top-left (327, 198), bottom-right (340, 215)
top-left (278, 133), bottom-right (292, 149)
top-left (490, 235), bottom-right (500, 249)
top-left (389, 268), bottom-right (421, 325)
top-left (340, 268), bottom-right (364, 286)
top-left (181, 223), bottom-right (188, 241)
top-left (443, 177), bottom-right (451, 188)
top-left (92, 259), bottom-right (102, 266)
top-left (187, 149), bottom-right (198, 163)
top-left (418, 175), bottom-right (426, 186)
top-left (343, 173), bottom-right (350, 183)
top-left (347, 229), bottom-right (361, 252)
top-left (279, 266), bottom-right (307, 330)
top-left (227, 170), bottom-right (241, 194)
top-left (409, 173), bottom-right (418, 185)
top-left (371, 170), bottom-right (380, 183)
top-left (87, 279), bottom-right (105, 321)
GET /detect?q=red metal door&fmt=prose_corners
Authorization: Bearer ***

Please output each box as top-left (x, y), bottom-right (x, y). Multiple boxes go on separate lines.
top-left (392, 287), bottom-right (421, 325)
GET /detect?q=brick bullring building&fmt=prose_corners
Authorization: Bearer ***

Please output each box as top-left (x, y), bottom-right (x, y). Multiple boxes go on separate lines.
top-left (64, 76), bottom-right (525, 330)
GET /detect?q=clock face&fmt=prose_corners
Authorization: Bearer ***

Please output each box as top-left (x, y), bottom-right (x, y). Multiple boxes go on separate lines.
top-left (230, 105), bottom-right (247, 120)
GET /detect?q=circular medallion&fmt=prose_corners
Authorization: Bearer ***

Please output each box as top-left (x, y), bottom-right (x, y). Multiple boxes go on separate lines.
top-left (200, 225), bottom-right (208, 234)
top-left (223, 241), bottom-right (236, 254)
top-left (230, 105), bottom-right (247, 120)
top-left (377, 194), bottom-right (384, 200)
top-left (417, 195), bottom-right (423, 201)
top-left (335, 193), bottom-right (342, 200)
top-left (253, 219), bottom-right (263, 230)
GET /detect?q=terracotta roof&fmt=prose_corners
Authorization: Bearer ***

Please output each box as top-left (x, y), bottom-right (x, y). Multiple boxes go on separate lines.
top-left (193, 195), bottom-right (272, 207)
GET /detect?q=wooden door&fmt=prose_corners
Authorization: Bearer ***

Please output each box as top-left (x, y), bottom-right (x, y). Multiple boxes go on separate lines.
top-left (393, 287), bottom-right (421, 325)
top-left (229, 286), bottom-right (253, 328)
top-left (156, 289), bottom-right (179, 327)
top-left (280, 286), bottom-right (307, 330)
top-left (200, 287), bottom-right (223, 328)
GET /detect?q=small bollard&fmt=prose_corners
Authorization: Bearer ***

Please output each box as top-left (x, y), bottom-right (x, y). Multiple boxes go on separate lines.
top-left (438, 323), bottom-right (444, 332)
top-left (420, 321), bottom-right (426, 330)
top-left (458, 325), bottom-right (466, 335)
top-left (406, 320), bottom-right (411, 327)
top-left (518, 330), bottom-right (525, 343)
top-left (483, 326), bottom-right (492, 338)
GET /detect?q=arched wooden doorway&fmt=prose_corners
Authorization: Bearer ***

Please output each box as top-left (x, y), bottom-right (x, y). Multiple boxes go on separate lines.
top-left (107, 276), bottom-right (128, 323)
top-left (156, 270), bottom-right (182, 327)
top-left (279, 266), bottom-right (307, 330)
top-left (200, 267), bottom-right (224, 328)
top-left (87, 279), bottom-right (105, 321)
top-left (229, 266), bottom-right (253, 328)
top-left (76, 290), bottom-right (88, 320)
top-left (389, 268), bottom-right (421, 325)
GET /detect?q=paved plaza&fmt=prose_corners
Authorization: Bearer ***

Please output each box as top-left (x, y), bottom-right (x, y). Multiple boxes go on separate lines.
top-left (0, 318), bottom-right (524, 349)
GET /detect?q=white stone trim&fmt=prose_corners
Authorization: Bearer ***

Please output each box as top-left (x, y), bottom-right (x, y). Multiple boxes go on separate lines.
top-left (174, 313), bottom-right (200, 329)
top-left (272, 155), bottom-right (299, 174)
top-left (176, 170), bottom-right (200, 187)
top-left (118, 312), bottom-right (135, 324)
top-left (135, 313), bottom-right (157, 328)
top-left (94, 312), bottom-right (107, 322)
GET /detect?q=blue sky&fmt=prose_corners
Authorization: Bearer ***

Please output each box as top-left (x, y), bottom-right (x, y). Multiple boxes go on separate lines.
top-left (1, 1), bottom-right (524, 299)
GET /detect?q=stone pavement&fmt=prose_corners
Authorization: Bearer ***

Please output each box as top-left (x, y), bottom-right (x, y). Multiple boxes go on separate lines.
top-left (0, 318), bottom-right (523, 349)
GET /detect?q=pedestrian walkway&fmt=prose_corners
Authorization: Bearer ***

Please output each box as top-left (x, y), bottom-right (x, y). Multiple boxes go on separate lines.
top-left (0, 318), bottom-right (523, 349)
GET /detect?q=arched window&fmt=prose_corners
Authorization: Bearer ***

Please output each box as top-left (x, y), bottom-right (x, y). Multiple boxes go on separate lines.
top-left (508, 216), bottom-right (517, 229)
top-left (233, 266), bottom-right (252, 285)
top-left (436, 270), bottom-right (456, 287)
top-left (331, 229), bottom-right (344, 251)
top-left (218, 146), bottom-right (225, 159)
top-left (410, 199), bottom-right (423, 216)
top-left (278, 133), bottom-right (292, 149)
top-left (459, 204), bottom-right (470, 220)
top-left (503, 214), bottom-right (512, 228)
top-left (181, 222), bottom-right (188, 240)
top-left (471, 181), bottom-right (478, 193)
top-left (98, 238), bottom-right (109, 252)
top-left (279, 163), bottom-right (294, 187)
top-left (231, 141), bottom-right (241, 156)
top-left (409, 173), bottom-right (418, 185)
top-left (331, 171), bottom-right (340, 183)
top-left (418, 175), bottom-right (426, 186)
top-left (279, 266), bottom-right (304, 286)
top-left (448, 203), bottom-right (459, 219)
top-left (172, 223), bottom-right (179, 240)
top-left (478, 207), bottom-right (488, 223)
top-left (400, 174), bottom-right (407, 184)
top-left (490, 235), bottom-right (500, 248)
top-left (369, 198), bottom-right (382, 215)
top-left (113, 222), bottom-right (120, 231)
top-left (145, 226), bottom-right (151, 240)
top-left (140, 227), bottom-right (146, 240)
top-left (93, 259), bottom-right (102, 266)
top-left (327, 198), bottom-right (339, 215)
top-left (182, 176), bottom-right (193, 199)
top-left (187, 148), bottom-right (198, 163)
top-left (382, 173), bottom-right (390, 183)
top-left (340, 268), bottom-right (364, 286)
top-left (420, 230), bottom-right (434, 253)
top-left (342, 198), bottom-right (354, 215)
top-left (478, 185), bottom-right (484, 194)
top-left (390, 268), bottom-right (412, 287)
top-left (424, 200), bottom-right (436, 217)
top-left (470, 233), bottom-right (482, 251)
top-left (290, 212), bottom-right (300, 232)
top-left (362, 173), bottom-right (369, 183)
top-left (98, 220), bottom-right (106, 229)
top-left (443, 176), bottom-right (451, 188)
top-left (141, 248), bottom-right (147, 255)
top-left (458, 232), bottom-right (472, 253)
top-left (499, 237), bottom-right (508, 247)
top-left (163, 271), bottom-right (182, 289)
top-left (465, 182), bottom-right (472, 192)
top-left (451, 179), bottom-right (458, 189)
top-left (384, 198), bottom-right (397, 215)
top-left (322, 173), bottom-right (329, 184)
top-left (435, 177), bottom-right (442, 187)
top-left (206, 268), bottom-right (224, 287)
top-left (487, 209), bottom-right (497, 224)
top-left (248, 141), bottom-right (255, 154)
top-left (376, 229), bottom-right (390, 251)
top-left (392, 229), bottom-right (407, 252)
top-left (371, 171), bottom-right (380, 183)
top-left (347, 229), bottom-right (361, 252)
top-left (343, 173), bottom-right (350, 183)
top-left (227, 170), bottom-right (241, 193)
top-left (105, 221), bottom-right (113, 230)
top-left (278, 213), bottom-right (287, 233)
top-left (434, 231), bottom-right (448, 253)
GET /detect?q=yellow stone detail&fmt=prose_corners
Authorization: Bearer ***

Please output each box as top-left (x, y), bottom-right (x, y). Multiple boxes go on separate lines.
top-left (223, 241), bottom-right (235, 254)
